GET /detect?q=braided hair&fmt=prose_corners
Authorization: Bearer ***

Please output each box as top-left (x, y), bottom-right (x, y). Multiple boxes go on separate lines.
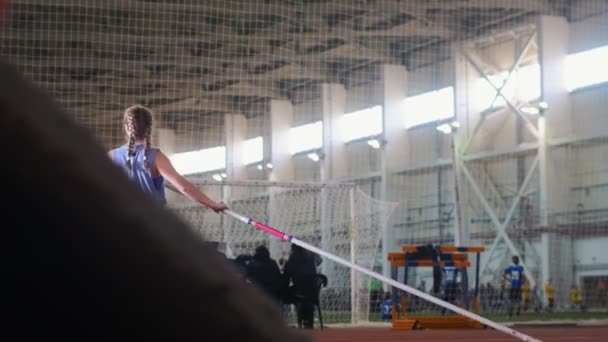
top-left (123, 105), bottom-right (153, 172)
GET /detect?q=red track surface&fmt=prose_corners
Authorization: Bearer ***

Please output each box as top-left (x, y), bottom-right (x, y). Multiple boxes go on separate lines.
top-left (309, 326), bottom-right (608, 342)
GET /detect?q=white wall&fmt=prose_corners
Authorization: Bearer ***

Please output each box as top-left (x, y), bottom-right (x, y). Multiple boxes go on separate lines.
top-left (289, 97), bottom-right (322, 178)
top-left (245, 113), bottom-right (268, 139)
top-left (343, 82), bottom-right (382, 177)
top-left (574, 236), bottom-right (608, 285)
top-left (346, 141), bottom-right (381, 177)
top-left (293, 153), bottom-right (320, 181)
top-left (571, 86), bottom-right (608, 137)
top-left (567, 142), bottom-right (608, 210)
top-left (471, 110), bottom-right (519, 152)
top-left (408, 59), bottom-right (452, 96)
top-left (293, 97), bottom-right (322, 126)
top-left (345, 81), bottom-right (382, 112)
top-left (174, 126), bottom-right (225, 152)
top-left (569, 11), bottom-right (608, 53)
top-left (575, 237), bottom-right (608, 266)
top-left (406, 127), bottom-right (449, 166)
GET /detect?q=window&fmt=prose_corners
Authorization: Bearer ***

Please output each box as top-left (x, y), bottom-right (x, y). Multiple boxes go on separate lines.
top-left (403, 87), bottom-right (454, 128)
top-left (242, 136), bottom-right (263, 165)
top-left (565, 45), bottom-right (608, 92)
top-left (289, 121), bottom-right (323, 154)
top-left (341, 105), bottom-right (383, 142)
top-left (170, 146), bottom-right (226, 175)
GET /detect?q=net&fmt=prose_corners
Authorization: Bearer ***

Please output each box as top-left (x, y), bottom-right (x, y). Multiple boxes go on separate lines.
top-left (1, 0), bottom-right (607, 327)
top-left (168, 179), bottom-right (397, 325)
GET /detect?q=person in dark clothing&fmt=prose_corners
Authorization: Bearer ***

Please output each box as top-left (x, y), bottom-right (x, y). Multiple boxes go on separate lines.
top-left (246, 246), bottom-right (283, 306)
top-left (233, 254), bottom-right (252, 277)
top-left (283, 244), bottom-right (317, 329)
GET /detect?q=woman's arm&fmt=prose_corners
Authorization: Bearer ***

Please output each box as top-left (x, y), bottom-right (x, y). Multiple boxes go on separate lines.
top-left (155, 151), bottom-right (227, 213)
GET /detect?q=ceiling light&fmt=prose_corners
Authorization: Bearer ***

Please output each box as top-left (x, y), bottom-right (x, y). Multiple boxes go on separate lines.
top-left (436, 123), bottom-right (452, 135)
top-left (367, 139), bottom-right (380, 149)
top-left (212, 174), bottom-right (222, 182)
top-left (307, 152), bottom-right (320, 162)
top-left (257, 164), bottom-right (263, 170)
top-left (521, 106), bottom-right (539, 115)
top-left (220, 172), bottom-right (227, 178)
top-left (266, 163), bottom-right (273, 169)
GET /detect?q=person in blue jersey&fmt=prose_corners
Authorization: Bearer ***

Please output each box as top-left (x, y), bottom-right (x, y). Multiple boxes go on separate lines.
top-left (503, 255), bottom-right (526, 317)
top-left (380, 292), bottom-right (402, 320)
top-left (108, 105), bottom-right (227, 212)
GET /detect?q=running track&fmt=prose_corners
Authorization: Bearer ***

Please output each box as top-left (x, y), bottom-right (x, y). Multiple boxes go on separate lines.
top-left (309, 326), bottom-right (608, 341)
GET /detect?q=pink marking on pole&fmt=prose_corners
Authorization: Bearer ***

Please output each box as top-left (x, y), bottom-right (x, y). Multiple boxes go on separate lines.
top-left (253, 221), bottom-right (290, 241)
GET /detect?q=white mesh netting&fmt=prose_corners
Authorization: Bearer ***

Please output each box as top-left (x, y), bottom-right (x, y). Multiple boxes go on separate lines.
top-left (168, 179), bottom-right (397, 324)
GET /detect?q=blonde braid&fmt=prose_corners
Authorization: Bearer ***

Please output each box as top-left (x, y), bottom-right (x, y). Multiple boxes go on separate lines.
top-left (123, 105), bottom-right (154, 173)
top-left (125, 112), bottom-right (136, 172)
top-left (143, 126), bottom-right (152, 171)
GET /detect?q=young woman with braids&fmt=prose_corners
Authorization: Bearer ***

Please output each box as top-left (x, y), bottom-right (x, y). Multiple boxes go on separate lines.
top-left (108, 105), bottom-right (227, 213)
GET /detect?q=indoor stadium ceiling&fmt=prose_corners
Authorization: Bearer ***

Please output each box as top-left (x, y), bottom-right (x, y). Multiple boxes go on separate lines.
top-left (0, 0), bottom-right (601, 123)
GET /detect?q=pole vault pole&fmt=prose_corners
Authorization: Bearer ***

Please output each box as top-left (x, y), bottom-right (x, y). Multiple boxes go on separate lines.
top-left (222, 209), bottom-right (542, 342)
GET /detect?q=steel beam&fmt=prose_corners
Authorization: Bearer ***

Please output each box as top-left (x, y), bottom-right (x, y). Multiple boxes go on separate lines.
top-left (461, 158), bottom-right (537, 288)
top-left (478, 155), bottom-right (540, 288)
top-left (463, 51), bottom-right (540, 139)
top-left (391, 144), bottom-right (537, 176)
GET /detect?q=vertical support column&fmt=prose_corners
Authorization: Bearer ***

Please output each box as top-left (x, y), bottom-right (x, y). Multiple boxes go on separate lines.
top-left (538, 15), bottom-right (573, 139)
top-left (319, 83), bottom-right (347, 316)
top-left (541, 231), bottom-right (572, 309)
top-left (515, 37), bottom-right (528, 244)
top-left (453, 43), bottom-right (478, 247)
top-left (381, 64), bottom-right (408, 285)
top-left (224, 113), bottom-right (247, 181)
top-left (223, 113), bottom-right (247, 254)
top-left (450, 131), bottom-right (465, 247)
top-left (540, 232), bottom-right (551, 307)
top-left (537, 16), bottom-right (573, 291)
top-left (381, 64), bottom-right (410, 175)
top-left (270, 100), bottom-right (295, 181)
top-left (321, 83), bottom-right (348, 181)
top-left (537, 15), bottom-right (573, 226)
top-left (269, 100), bottom-right (294, 259)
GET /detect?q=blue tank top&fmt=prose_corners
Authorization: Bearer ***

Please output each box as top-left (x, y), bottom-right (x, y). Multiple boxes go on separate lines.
top-left (112, 144), bottom-right (166, 204)
top-left (504, 265), bottom-right (524, 288)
